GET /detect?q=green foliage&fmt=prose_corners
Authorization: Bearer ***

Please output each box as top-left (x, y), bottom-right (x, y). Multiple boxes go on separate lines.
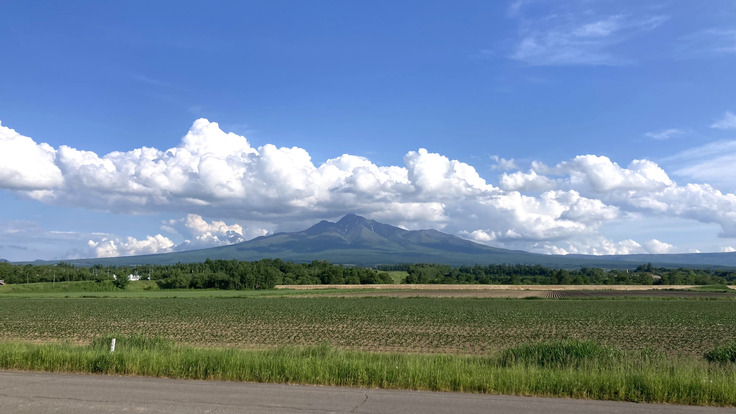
top-left (385, 271), bottom-right (408, 283)
top-left (705, 343), bottom-right (736, 363)
top-left (693, 285), bottom-right (734, 292)
top-left (111, 274), bottom-right (130, 290)
top-left (1, 294), bottom-right (736, 405)
top-left (402, 263), bottom-right (736, 285)
top-left (499, 340), bottom-right (621, 368)
top-left (0, 280), bottom-right (118, 294)
top-left (150, 259), bottom-right (394, 290)
top-left (90, 334), bottom-right (176, 352)
top-left (2, 297), bottom-right (735, 357)
top-left (3, 260), bottom-right (734, 290)
top-left (0, 259), bottom-right (401, 290)
top-left (0, 341), bottom-right (735, 406)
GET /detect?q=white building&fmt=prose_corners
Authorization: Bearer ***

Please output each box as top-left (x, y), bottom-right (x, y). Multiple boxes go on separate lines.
top-left (112, 274), bottom-right (141, 281)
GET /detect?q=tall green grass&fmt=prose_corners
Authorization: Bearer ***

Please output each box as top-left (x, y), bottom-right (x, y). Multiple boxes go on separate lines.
top-left (0, 280), bottom-right (159, 294)
top-left (498, 340), bottom-right (622, 368)
top-left (89, 334), bottom-right (177, 353)
top-left (691, 285), bottom-right (735, 293)
top-left (0, 337), bottom-right (734, 406)
top-left (705, 343), bottom-right (736, 363)
top-left (0, 280), bottom-right (121, 293)
top-left (0, 282), bottom-right (360, 298)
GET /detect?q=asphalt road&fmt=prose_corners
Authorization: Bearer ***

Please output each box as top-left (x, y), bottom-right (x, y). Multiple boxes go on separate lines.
top-left (0, 371), bottom-right (733, 414)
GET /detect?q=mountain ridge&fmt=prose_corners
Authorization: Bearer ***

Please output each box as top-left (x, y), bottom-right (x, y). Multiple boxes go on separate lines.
top-left (19, 214), bottom-right (736, 268)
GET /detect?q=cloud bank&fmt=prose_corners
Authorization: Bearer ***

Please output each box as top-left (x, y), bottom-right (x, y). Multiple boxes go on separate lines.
top-left (87, 213), bottom-right (266, 258)
top-left (1, 119), bottom-right (735, 257)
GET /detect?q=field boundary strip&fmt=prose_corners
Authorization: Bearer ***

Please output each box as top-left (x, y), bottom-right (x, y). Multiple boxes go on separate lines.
top-left (274, 284), bottom-right (729, 291)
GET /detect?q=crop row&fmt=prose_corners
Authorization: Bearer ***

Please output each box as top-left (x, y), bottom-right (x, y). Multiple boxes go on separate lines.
top-left (1, 297), bottom-right (734, 355)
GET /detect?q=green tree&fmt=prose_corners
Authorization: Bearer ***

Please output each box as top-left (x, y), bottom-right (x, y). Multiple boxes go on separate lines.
top-left (112, 273), bottom-right (130, 290)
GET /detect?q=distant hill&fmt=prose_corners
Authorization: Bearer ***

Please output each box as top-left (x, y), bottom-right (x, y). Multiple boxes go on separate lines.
top-left (43, 214), bottom-right (736, 269)
top-left (568, 252), bottom-right (736, 268)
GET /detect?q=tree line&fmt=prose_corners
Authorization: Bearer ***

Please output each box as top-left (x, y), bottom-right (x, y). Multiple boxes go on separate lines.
top-left (1, 260), bottom-right (734, 289)
top-left (397, 263), bottom-right (736, 285)
top-left (0, 259), bottom-right (393, 289)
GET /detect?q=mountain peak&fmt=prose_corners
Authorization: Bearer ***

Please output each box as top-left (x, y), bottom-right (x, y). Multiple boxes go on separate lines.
top-left (40, 214), bottom-right (736, 268)
top-left (336, 214), bottom-right (375, 235)
top-left (336, 213), bottom-right (370, 227)
top-left (303, 214), bottom-right (375, 236)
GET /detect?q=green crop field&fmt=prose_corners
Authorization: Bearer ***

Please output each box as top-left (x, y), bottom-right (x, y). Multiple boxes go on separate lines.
top-left (2, 293), bottom-right (736, 405)
top-left (1, 296), bottom-right (735, 356)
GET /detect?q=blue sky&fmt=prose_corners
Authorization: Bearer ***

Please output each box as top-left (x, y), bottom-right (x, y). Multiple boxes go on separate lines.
top-left (1, 0), bottom-right (735, 261)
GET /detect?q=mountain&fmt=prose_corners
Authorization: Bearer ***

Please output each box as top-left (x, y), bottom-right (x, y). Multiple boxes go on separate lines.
top-left (47, 214), bottom-right (736, 269)
top-left (569, 252), bottom-right (736, 267)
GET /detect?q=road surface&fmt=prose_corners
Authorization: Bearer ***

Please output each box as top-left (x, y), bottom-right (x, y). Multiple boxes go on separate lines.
top-left (0, 371), bottom-right (732, 414)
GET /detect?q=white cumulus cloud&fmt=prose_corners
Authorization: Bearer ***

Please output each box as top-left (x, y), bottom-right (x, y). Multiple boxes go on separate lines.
top-left (551, 155), bottom-right (673, 193)
top-left (86, 214), bottom-right (271, 258)
top-left (643, 239), bottom-right (675, 254)
top-left (166, 214), bottom-right (270, 251)
top-left (526, 236), bottom-right (676, 256)
top-left (491, 155), bottom-right (519, 171)
top-left (457, 189), bottom-right (619, 245)
top-left (1, 118), bottom-right (735, 257)
top-left (499, 170), bottom-right (557, 192)
top-left (541, 237), bottom-right (644, 256)
top-left (0, 122), bottom-right (63, 190)
top-left (528, 154), bottom-right (736, 238)
top-left (88, 234), bottom-right (175, 258)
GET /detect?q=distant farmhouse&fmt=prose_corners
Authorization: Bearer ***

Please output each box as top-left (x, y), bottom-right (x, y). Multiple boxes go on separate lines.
top-left (112, 273), bottom-right (143, 281)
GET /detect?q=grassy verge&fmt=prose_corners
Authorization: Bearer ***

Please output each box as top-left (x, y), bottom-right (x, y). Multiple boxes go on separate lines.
top-left (691, 285), bottom-right (735, 292)
top-left (385, 271), bottom-right (408, 283)
top-left (0, 282), bottom-right (357, 298)
top-left (705, 343), bottom-right (736, 363)
top-left (0, 280), bottom-right (158, 294)
top-left (0, 337), bottom-right (734, 406)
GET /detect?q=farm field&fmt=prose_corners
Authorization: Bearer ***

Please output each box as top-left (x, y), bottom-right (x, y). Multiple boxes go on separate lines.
top-left (277, 283), bottom-right (736, 298)
top-left (299, 288), bottom-right (736, 299)
top-left (1, 296), bottom-right (735, 356)
top-left (276, 283), bottom-right (736, 291)
top-left (2, 291), bottom-right (736, 405)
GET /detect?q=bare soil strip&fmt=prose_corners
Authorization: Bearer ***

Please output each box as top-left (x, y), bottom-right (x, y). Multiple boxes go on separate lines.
top-left (298, 289), bottom-right (736, 299)
top-left (558, 290), bottom-right (736, 298)
top-left (277, 284), bottom-right (736, 298)
top-left (298, 289), bottom-right (547, 298)
top-left (277, 284), bottom-right (719, 290)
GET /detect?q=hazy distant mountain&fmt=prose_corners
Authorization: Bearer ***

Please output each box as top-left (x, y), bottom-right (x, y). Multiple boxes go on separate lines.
top-left (47, 214), bottom-right (735, 269)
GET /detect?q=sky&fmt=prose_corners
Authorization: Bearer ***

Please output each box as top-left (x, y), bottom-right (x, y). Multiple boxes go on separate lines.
top-left (1, 0), bottom-right (736, 261)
